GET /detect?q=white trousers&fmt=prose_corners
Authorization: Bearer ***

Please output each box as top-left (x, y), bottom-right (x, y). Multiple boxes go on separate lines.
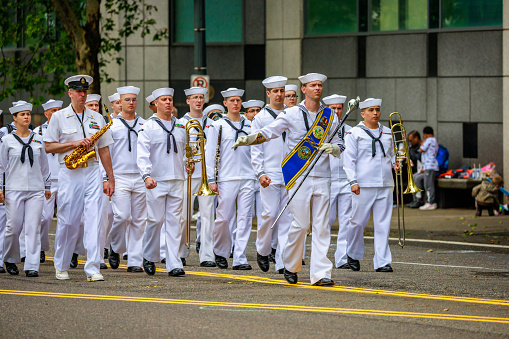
top-left (3, 191), bottom-right (44, 271)
top-left (178, 177), bottom-right (216, 263)
top-left (54, 166), bottom-right (104, 277)
top-left (213, 180), bottom-right (254, 266)
top-left (40, 180), bottom-right (58, 252)
top-left (347, 187), bottom-right (393, 269)
top-left (143, 180), bottom-right (184, 272)
top-left (73, 220), bottom-right (86, 256)
top-left (257, 183), bottom-right (292, 271)
top-left (100, 194), bottom-right (113, 263)
top-left (109, 173), bottom-right (146, 267)
top-left (284, 177), bottom-right (332, 284)
top-left (329, 181), bottom-right (352, 267)
top-left (0, 204), bottom-right (5, 266)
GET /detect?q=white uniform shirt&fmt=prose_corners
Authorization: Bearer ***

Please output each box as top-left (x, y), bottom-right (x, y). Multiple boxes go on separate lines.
top-left (137, 114), bottom-right (187, 181)
top-left (420, 137), bottom-right (439, 171)
top-left (343, 122), bottom-right (395, 188)
top-left (0, 123), bottom-right (17, 139)
top-left (34, 122), bottom-right (59, 181)
top-left (251, 105), bottom-right (286, 185)
top-left (254, 100), bottom-right (344, 179)
top-left (0, 132), bottom-right (50, 191)
top-left (43, 104), bottom-right (114, 166)
top-left (110, 114), bottom-right (146, 176)
top-left (330, 124), bottom-right (351, 182)
top-left (205, 117), bottom-right (256, 183)
top-left (181, 113), bottom-right (212, 179)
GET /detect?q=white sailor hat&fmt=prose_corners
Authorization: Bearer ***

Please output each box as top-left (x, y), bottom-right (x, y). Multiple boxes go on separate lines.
top-left (117, 86), bottom-right (140, 96)
top-left (108, 93), bottom-right (120, 102)
top-left (285, 84), bottom-right (298, 92)
top-left (152, 88), bottom-right (174, 100)
top-left (203, 104), bottom-right (225, 116)
top-left (262, 76), bottom-right (287, 89)
top-left (359, 98), bottom-right (382, 110)
top-left (0, 109), bottom-right (2, 115)
top-left (184, 87), bottom-right (207, 96)
top-left (9, 100), bottom-right (33, 114)
top-left (85, 94), bottom-right (101, 104)
top-left (221, 87), bottom-right (244, 98)
top-left (146, 94), bottom-right (155, 104)
top-left (298, 73), bottom-right (327, 84)
top-left (323, 94), bottom-right (347, 105)
top-left (242, 100), bottom-right (265, 109)
top-left (65, 75), bottom-right (93, 90)
top-left (42, 99), bottom-right (64, 111)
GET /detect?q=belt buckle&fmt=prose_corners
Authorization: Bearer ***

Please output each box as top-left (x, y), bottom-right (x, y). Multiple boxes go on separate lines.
top-left (81, 163), bottom-right (88, 168)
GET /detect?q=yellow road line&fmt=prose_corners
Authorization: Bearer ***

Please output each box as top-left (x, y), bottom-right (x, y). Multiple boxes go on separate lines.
top-left (46, 257), bottom-right (509, 306)
top-left (1, 289), bottom-right (508, 324)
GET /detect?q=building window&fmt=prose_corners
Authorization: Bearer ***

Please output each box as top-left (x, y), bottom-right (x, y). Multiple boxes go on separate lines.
top-left (370, 0), bottom-right (428, 31)
top-left (174, 0), bottom-right (243, 43)
top-left (305, 0), bottom-right (358, 35)
top-left (441, 0), bottom-right (502, 28)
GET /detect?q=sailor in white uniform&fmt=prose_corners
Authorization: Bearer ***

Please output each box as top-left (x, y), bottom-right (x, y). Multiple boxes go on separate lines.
top-left (343, 98), bottom-right (399, 272)
top-left (44, 75), bottom-right (115, 282)
top-left (205, 88), bottom-right (256, 270)
top-left (137, 87), bottom-right (189, 277)
top-left (84, 94), bottom-right (101, 112)
top-left (108, 92), bottom-right (122, 118)
top-left (107, 86), bottom-right (146, 272)
top-left (0, 101), bottom-right (50, 277)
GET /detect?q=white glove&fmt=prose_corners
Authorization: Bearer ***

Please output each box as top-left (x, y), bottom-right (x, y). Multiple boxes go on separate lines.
top-left (232, 133), bottom-right (266, 148)
top-left (319, 143), bottom-right (342, 158)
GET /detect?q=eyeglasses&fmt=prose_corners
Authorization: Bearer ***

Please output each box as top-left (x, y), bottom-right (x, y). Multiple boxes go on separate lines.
top-left (285, 95), bottom-right (297, 99)
top-left (247, 108), bottom-right (261, 113)
top-left (123, 98), bottom-right (137, 102)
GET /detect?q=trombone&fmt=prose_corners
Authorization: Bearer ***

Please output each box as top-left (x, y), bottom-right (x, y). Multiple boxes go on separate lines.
top-left (185, 120), bottom-right (217, 248)
top-left (389, 112), bottom-right (422, 248)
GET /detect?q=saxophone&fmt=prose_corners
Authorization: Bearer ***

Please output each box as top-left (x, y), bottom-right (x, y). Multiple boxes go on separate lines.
top-left (64, 105), bottom-right (113, 170)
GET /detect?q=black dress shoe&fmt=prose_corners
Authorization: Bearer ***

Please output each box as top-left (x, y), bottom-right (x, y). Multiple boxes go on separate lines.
top-left (21, 257), bottom-right (25, 263)
top-left (127, 266), bottom-right (143, 272)
top-left (181, 258), bottom-right (187, 266)
top-left (40, 251), bottom-right (46, 263)
top-left (143, 258), bottom-right (156, 275)
top-left (195, 241), bottom-right (201, 254)
top-left (0, 267), bottom-right (6, 274)
top-left (268, 248), bottom-right (276, 263)
top-left (313, 278), bottom-right (335, 286)
top-left (215, 255), bottom-right (228, 269)
top-left (284, 269), bottom-right (297, 284)
top-left (375, 264), bottom-right (393, 272)
top-left (347, 255), bottom-right (360, 271)
top-left (100, 263), bottom-right (108, 270)
top-left (278, 268), bottom-right (284, 274)
top-left (302, 259), bottom-right (306, 265)
top-left (103, 248), bottom-right (109, 260)
top-left (200, 261), bottom-right (216, 267)
top-left (232, 264), bottom-right (252, 270)
top-left (70, 253), bottom-right (79, 268)
top-left (168, 268), bottom-right (185, 277)
top-left (25, 270), bottom-right (38, 277)
top-left (256, 253), bottom-right (270, 272)
top-left (5, 263), bottom-right (19, 275)
top-left (123, 254), bottom-right (128, 260)
top-left (337, 263), bottom-right (350, 269)
top-left (108, 247), bottom-right (120, 269)
top-left (161, 258), bottom-right (166, 264)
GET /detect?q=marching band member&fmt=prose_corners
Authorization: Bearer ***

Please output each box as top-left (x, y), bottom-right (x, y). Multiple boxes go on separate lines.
top-left (343, 98), bottom-right (398, 272)
top-left (203, 104), bottom-right (224, 121)
top-left (84, 94), bottom-right (101, 112)
top-left (137, 87), bottom-right (189, 277)
top-left (322, 94), bottom-right (352, 269)
top-left (178, 87), bottom-right (216, 267)
top-left (34, 99), bottom-right (63, 264)
top-left (44, 75), bottom-right (115, 282)
top-left (146, 95), bottom-right (157, 114)
top-left (284, 84), bottom-right (298, 108)
top-left (234, 73), bottom-right (344, 286)
top-left (107, 86), bottom-right (146, 272)
top-left (250, 76), bottom-right (293, 274)
top-left (108, 93), bottom-right (122, 118)
top-left (0, 109), bottom-right (5, 273)
top-left (205, 88), bottom-right (256, 270)
top-left (0, 101), bottom-right (50, 277)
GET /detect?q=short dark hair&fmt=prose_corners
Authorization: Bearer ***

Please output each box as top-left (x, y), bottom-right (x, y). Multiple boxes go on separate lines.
top-left (423, 126), bottom-right (434, 135)
top-left (408, 130), bottom-right (421, 140)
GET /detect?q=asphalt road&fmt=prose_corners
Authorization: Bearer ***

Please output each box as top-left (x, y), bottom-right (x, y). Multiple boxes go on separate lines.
top-left (1, 219), bottom-right (508, 338)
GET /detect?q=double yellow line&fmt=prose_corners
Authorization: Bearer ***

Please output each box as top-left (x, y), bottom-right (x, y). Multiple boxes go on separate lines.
top-left (1, 289), bottom-right (508, 324)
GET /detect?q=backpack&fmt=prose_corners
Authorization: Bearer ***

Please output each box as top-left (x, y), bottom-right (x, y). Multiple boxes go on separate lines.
top-left (436, 144), bottom-right (449, 174)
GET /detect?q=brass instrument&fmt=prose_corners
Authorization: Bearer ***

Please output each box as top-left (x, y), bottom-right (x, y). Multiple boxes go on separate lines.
top-left (185, 119), bottom-right (217, 248)
top-left (389, 112), bottom-right (422, 248)
top-left (64, 105), bottom-right (113, 170)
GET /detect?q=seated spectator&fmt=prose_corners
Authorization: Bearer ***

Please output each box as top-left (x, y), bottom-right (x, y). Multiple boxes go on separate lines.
top-left (472, 176), bottom-right (503, 216)
top-left (408, 126), bottom-right (439, 210)
top-left (407, 130), bottom-right (422, 174)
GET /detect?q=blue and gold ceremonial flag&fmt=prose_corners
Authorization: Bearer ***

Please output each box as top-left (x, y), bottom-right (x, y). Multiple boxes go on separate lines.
top-left (281, 107), bottom-right (334, 191)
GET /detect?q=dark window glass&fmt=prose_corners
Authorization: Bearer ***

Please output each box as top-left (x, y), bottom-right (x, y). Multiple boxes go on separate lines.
top-left (442, 0), bottom-right (502, 28)
top-left (305, 0), bottom-right (358, 35)
top-left (463, 122), bottom-right (478, 158)
top-left (370, 0), bottom-right (427, 31)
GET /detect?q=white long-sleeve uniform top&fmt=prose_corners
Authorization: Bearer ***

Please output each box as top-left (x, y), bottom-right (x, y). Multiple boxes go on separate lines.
top-left (181, 113), bottom-right (212, 179)
top-left (136, 114), bottom-right (187, 181)
top-left (251, 105), bottom-right (286, 185)
top-left (0, 123), bottom-right (17, 139)
top-left (343, 122), bottom-right (395, 188)
top-left (34, 122), bottom-right (59, 181)
top-left (0, 132), bottom-right (51, 191)
top-left (109, 114), bottom-right (146, 176)
top-left (330, 124), bottom-right (352, 182)
top-left (254, 100), bottom-right (344, 179)
top-left (205, 117), bottom-right (256, 183)
top-left (43, 104), bottom-right (114, 167)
